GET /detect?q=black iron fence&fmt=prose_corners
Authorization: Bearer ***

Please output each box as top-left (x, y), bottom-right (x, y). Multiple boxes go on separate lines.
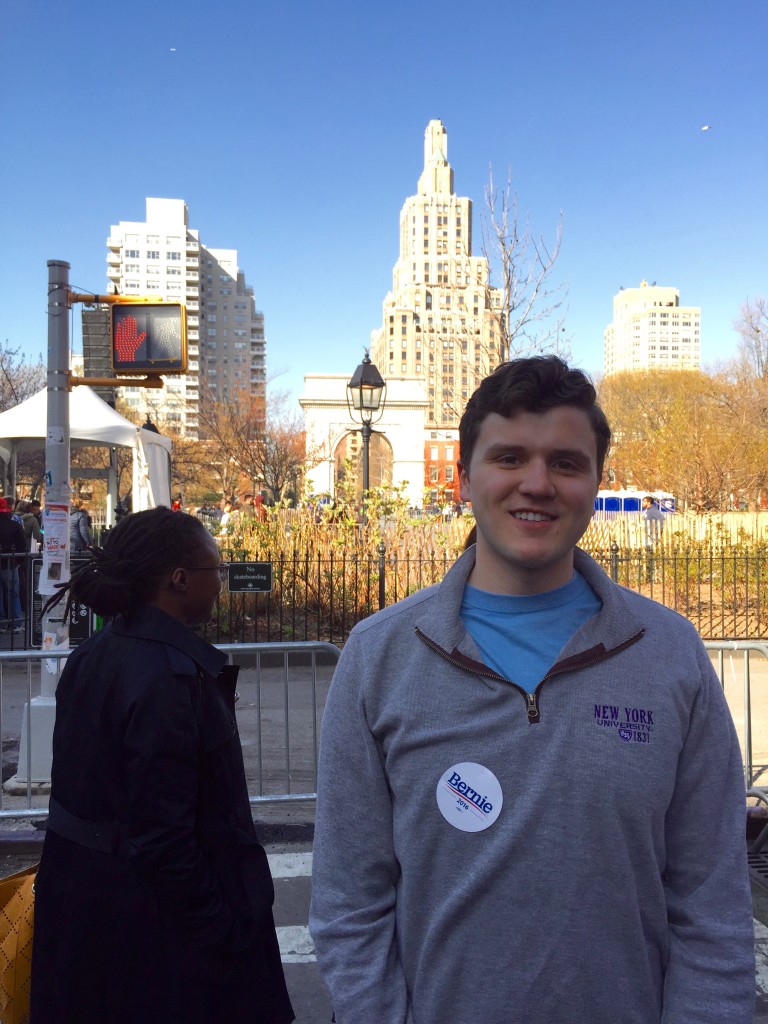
top-left (593, 543), bottom-right (768, 641)
top-left (8, 544), bottom-right (768, 651)
top-left (200, 544), bottom-right (768, 646)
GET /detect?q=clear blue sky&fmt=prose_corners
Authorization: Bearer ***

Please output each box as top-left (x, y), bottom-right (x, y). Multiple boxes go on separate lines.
top-left (2, 0), bottom-right (765, 405)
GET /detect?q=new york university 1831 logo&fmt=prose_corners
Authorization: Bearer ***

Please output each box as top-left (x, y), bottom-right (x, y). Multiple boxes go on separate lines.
top-left (594, 704), bottom-right (655, 744)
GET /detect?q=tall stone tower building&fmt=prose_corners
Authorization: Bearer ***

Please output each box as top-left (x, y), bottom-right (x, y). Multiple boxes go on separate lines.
top-left (104, 198), bottom-right (266, 437)
top-left (604, 280), bottom-right (701, 375)
top-left (371, 120), bottom-right (503, 429)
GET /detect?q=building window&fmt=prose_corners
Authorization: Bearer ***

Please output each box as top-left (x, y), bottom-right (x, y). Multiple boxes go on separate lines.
top-left (430, 467), bottom-right (439, 484)
top-left (125, 249), bottom-right (140, 259)
top-left (167, 251), bottom-right (181, 261)
top-left (445, 466), bottom-right (454, 483)
top-left (430, 446), bottom-right (438, 460)
top-left (146, 250), bottom-right (160, 260)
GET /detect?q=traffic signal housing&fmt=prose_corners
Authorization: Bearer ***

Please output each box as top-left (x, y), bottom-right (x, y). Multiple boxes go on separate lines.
top-left (110, 302), bottom-right (187, 374)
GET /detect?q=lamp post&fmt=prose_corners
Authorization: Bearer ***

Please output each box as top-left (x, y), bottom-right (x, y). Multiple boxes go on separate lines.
top-left (346, 352), bottom-right (386, 522)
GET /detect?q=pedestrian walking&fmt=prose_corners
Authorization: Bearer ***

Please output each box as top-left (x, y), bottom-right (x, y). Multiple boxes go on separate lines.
top-left (31, 507), bottom-right (294, 1024)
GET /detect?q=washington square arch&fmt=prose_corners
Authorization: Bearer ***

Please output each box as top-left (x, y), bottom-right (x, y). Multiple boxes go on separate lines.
top-left (299, 375), bottom-right (428, 507)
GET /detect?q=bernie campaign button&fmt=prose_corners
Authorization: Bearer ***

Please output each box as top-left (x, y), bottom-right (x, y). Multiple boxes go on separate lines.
top-left (436, 761), bottom-right (503, 833)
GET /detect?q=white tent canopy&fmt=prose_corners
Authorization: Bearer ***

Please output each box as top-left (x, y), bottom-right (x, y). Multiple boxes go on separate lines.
top-left (0, 386), bottom-right (172, 515)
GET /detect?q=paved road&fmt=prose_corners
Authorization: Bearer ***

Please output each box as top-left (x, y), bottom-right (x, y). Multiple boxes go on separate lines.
top-left (270, 848), bottom-right (332, 1024)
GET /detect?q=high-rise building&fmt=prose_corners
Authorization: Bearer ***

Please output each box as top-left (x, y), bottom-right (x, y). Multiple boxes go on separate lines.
top-left (104, 198), bottom-right (265, 437)
top-left (371, 120), bottom-right (503, 431)
top-left (603, 280), bottom-right (701, 376)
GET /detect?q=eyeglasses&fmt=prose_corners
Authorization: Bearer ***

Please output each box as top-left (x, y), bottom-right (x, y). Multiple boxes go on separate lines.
top-left (184, 564), bottom-right (230, 581)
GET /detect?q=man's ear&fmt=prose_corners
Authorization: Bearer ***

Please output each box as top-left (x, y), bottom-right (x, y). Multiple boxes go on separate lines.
top-left (458, 461), bottom-right (470, 502)
top-left (168, 567), bottom-right (188, 592)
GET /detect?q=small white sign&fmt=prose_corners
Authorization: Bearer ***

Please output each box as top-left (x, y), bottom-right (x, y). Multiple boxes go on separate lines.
top-left (47, 426), bottom-right (65, 444)
top-left (436, 761), bottom-right (503, 833)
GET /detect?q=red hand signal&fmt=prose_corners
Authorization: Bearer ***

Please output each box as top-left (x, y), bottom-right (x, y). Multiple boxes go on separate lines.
top-left (114, 315), bottom-right (147, 362)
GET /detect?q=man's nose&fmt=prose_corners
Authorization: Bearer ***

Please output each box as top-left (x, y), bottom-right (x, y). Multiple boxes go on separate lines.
top-left (519, 459), bottom-right (556, 495)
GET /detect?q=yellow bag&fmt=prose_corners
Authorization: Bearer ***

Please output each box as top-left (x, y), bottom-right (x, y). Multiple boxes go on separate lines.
top-left (0, 864), bottom-right (37, 1024)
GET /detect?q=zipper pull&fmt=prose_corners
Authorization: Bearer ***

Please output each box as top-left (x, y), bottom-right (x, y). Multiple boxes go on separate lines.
top-left (526, 691), bottom-right (539, 720)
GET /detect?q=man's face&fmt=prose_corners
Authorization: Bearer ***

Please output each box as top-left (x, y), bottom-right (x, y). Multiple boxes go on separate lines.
top-left (459, 407), bottom-right (600, 595)
top-left (178, 532), bottom-right (223, 626)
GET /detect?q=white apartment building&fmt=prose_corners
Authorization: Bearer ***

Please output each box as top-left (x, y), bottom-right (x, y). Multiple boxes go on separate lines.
top-left (106, 198), bottom-right (265, 437)
top-left (371, 120), bottom-right (503, 431)
top-left (604, 280), bottom-right (701, 375)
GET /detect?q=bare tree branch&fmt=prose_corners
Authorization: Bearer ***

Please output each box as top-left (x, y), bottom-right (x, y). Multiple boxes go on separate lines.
top-left (482, 166), bottom-right (567, 361)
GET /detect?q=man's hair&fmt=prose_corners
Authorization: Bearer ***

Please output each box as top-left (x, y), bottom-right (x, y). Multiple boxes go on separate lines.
top-left (44, 507), bottom-right (211, 619)
top-left (643, 495), bottom-right (656, 505)
top-left (459, 355), bottom-right (611, 477)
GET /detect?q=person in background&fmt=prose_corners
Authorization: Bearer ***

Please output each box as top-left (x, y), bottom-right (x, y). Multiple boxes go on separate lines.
top-left (70, 500), bottom-right (93, 554)
top-left (0, 497), bottom-right (26, 634)
top-left (16, 498), bottom-right (43, 552)
top-left (219, 498), bottom-right (234, 536)
top-left (310, 355), bottom-right (755, 1024)
top-left (642, 493), bottom-right (665, 546)
top-left (252, 493), bottom-right (268, 523)
top-left (642, 494), bottom-right (665, 583)
top-left (30, 498), bottom-right (42, 526)
top-left (31, 507), bottom-right (294, 1024)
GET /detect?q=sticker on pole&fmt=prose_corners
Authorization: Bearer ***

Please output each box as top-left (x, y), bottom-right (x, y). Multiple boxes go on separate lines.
top-left (436, 762), bottom-right (502, 833)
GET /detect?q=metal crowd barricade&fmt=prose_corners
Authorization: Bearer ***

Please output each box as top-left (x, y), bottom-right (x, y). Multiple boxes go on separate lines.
top-left (215, 642), bottom-right (340, 804)
top-left (0, 641), bottom-right (341, 822)
top-left (704, 640), bottom-right (768, 789)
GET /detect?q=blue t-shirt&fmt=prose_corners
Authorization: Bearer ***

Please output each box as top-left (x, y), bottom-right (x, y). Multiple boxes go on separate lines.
top-left (460, 572), bottom-right (602, 693)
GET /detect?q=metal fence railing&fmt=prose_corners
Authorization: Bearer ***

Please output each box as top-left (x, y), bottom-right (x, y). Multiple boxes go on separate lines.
top-left (597, 546), bottom-right (768, 641)
top-left (195, 547), bottom-right (768, 645)
top-left (704, 641), bottom-right (768, 789)
top-left (0, 642), bottom-right (341, 821)
top-left (0, 640), bottom-right (764, 826)
top-left (9, 546), bottom-right (768, 652)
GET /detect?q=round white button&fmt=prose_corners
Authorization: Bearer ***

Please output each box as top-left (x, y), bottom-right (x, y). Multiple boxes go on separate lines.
top-left (436, 761), bottom-right (503, 833)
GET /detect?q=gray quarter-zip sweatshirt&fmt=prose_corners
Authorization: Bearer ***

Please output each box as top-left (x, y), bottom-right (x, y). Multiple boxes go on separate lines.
top-left (310, 547), bottom-right (755, 1023)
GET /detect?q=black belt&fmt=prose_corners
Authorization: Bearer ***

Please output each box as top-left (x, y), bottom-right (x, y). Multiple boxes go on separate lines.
top-left (47, 797), bottom-right (128, 854)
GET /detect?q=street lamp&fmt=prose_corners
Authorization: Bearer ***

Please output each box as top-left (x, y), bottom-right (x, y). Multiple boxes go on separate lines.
top-left (346, 352), bottom-right (386, 518)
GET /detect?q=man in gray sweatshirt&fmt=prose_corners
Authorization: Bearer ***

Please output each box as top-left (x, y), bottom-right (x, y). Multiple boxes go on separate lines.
top-left (310, 356), bottom-right (755, 1023)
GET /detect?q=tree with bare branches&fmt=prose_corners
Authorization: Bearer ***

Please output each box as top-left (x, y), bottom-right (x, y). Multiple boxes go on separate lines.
top-left (198, 388), bottom-right (315, 503)
top-left (482, 167), bottom-right (568, 361)
top-left (0, 344), bottom-right (45, 411)
top-left (732, 297), bottom-right (768, 380)
top-left (0, 344), bottom-right (46, 496)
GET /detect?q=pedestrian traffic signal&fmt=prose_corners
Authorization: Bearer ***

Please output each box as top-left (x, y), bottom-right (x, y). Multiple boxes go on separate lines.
top-left (110, 303), bottom-right (187, 374)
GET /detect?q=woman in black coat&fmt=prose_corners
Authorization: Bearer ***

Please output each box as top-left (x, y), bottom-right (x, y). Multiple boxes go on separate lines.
top-left (31, 508), bottom-right (294, 1024)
